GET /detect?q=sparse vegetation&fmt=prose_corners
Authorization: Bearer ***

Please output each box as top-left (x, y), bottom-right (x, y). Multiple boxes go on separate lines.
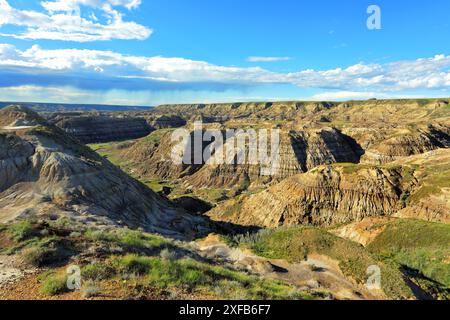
top-left (235, 226), bottom-right (415, 299)
top-left (367, 219), bottom-right (450, 289)
top-left (7, 221), bottom-right (36, 241)
top-left (82, 263), bottom-right (116, 281)
top-left (39, 271), bottom-right (69, 296)
top-left (81, 281), bottom-right (102, 299)
top-left (22, 238), bottom-right (76, 267)
top-left (109, 254), bottom-right (310, 299)
top-left (85, 228), bottom-right (170, 251)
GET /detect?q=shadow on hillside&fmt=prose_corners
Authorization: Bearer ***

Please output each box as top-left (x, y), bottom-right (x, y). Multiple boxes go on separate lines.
top-left (200, 217), bottom-right (261, 239)
top-left (401, 265), bottom-right (449, 300)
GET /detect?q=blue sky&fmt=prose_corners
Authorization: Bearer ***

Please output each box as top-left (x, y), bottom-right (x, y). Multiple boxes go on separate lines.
top-left (0, 0), bottom-right (449, 105)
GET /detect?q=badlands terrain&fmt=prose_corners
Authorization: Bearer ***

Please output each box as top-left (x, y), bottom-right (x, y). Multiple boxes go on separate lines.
top-left (0, 99), bottom-right (449, 300)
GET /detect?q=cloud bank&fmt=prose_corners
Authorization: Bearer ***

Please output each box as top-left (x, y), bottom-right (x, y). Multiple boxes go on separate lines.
top-left (0, 0), bottom-right (151, 42)
top-left (0, 43), bottom-right (449, 94)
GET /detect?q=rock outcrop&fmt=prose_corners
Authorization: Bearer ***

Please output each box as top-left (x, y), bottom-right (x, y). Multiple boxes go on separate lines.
top-left (48, 113), bottom-right (154, 144)
top-left (0, 106), bottom-right (205, 239)
top-left (208, 148), bottom-right (450, 227)
top-left (184, 127), bottom-right (363, 189)
top-left (148, 115), bottom-right (187, 129)
top-left (344, 125), bottom-right (450, 165)
top-left (153, 99), bottom-right (450, 125)
top-left (119, 126), bottom-right (363, 190)
top-left (208, 164), bottom-right (407, 228)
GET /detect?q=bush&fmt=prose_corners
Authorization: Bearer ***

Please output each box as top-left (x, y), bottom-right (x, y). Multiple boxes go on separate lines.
top-left (8, 221), bottom-right (36, 241)
top-left (40, 272), bottom-right (68, 296)
top-left (160, 248), bottom-right (177, 261)
top-left (82, 263), bottom-right (115, 281)
top-left (22, 238), bottom-right (76, 267)
top-left (113, 254), bottom-right (154, 276)
top-left (85, 228), bottom-right (168, 250)
top-left (81, 281), bottom-right (102, 299)
top-left (23, 246), bottom-right (53, 266)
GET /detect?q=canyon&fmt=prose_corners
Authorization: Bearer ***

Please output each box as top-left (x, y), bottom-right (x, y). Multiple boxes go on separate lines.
top-left (0, 98), bottom-right (449, 300)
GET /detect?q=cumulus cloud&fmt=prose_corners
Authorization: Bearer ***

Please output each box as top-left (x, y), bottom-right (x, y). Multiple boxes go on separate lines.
top-left (0, 0), bottom-right (151, 42)
top-left (0, 43), bottom-right (449, 93)
top-left (247, 56), bottom-right (292, 62)
top-left (309, 91), bottom-right (384, 101)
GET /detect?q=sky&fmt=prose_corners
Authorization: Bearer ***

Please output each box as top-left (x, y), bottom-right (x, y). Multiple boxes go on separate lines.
top-left (0, 0), bottom-right (449, 106)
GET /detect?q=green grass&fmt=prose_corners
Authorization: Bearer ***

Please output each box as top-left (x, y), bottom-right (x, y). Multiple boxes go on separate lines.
top-left (22, 237), bottom-right (76, 267)
top-left (410, 168), bottom-right (450, 203)
top-left (236, 226), bottom-right (415, 299)
top-left (195, 188), bottom-right (228, 204)
top-left (138, 129), bottom-right (173, 145)
top-left (0, 220), bottom-right (78, 266)
top-left (39, 271), bottom-right (69, 296)
top-left (140, 179), bottom-right (174, 193)
top-left (110, 254), bottom-right (310, 299)
top-left (82, 263), bottom-right (116, 281)
top-left (367, 219), bottom-right (450, 288)
top-left (85, 228), bottom-right (170, 250)
top-left (332, 163), bottom-right (375, 174)
top-left (87, 139), bottom-right (141, 175)
top-left (7, 221), bottom-right (36, 241)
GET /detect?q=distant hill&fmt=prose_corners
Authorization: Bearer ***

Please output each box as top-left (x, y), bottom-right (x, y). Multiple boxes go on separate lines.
top-left (0, 101), bottom-right (152, 112)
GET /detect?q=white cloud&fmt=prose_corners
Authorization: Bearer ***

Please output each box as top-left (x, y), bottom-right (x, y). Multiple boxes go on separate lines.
top-left (41, 0), bottom-right (142, 12)
top-left (308, 91), bottom-right (433, 101)
top-left (247, 56), bottom-right (292, 62)
top-left (0, 43), bottom-right (449, 92)
top-left (0, 0), bottom-right (151, 42)
top-left (310, 91), bottom-right (380, 101)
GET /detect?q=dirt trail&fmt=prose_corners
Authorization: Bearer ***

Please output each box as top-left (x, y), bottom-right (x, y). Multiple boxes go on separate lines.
top-left (195, 235), bottom-right (383, 300)
top-left (0, 255), bottom-right (36, 289)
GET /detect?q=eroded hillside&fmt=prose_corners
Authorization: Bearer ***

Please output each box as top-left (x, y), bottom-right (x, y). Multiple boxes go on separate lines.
top-left (208, 149), bottom-right (450, 228)
top-left (92, 99), bottom-right (449, 211)
top-left (0, 106), bottom-right (205, 239)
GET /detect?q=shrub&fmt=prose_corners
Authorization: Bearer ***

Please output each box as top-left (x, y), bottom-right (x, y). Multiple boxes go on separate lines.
top-left (40, 272), bottom-right (69, 296)
top-left (113, 254), bottom-right (154, 276)
top-left (82, 263), bottom-right (115, 281)
top-left (85, 228), bottom-right (168, 250)
top-left (81, 281), bottom-right (102, 299)
top-left (22, 238), bottom-right (76, 267)
top-left (160, 248), bottom-right (177, 261)
top-left (22, 246), bottom-right (52, 266)
top-left (8, 221), bottom-right (36, 241)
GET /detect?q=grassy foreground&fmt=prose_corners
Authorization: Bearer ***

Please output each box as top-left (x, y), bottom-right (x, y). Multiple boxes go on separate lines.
top-left (0, 218), bottom-right (311, 300)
